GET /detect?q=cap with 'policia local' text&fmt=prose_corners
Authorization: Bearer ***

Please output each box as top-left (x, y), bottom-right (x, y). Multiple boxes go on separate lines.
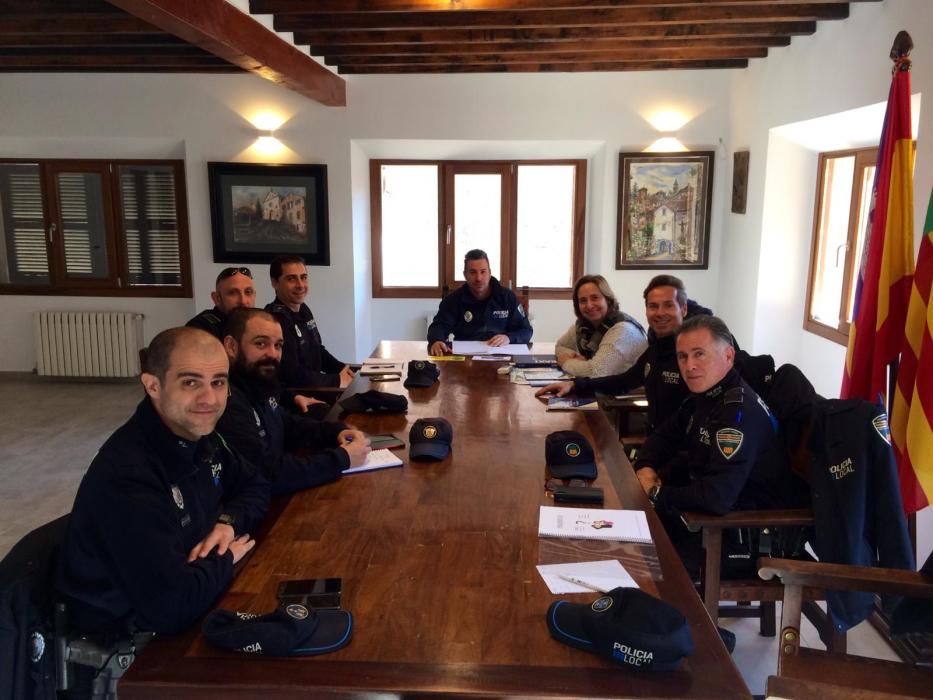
top-left (545, 430), bottom-right (597, 480)
top-left (202, 604), bottom-right (352, 657)
top-left (408, 417), bottom-right (453, 460)
top-left (404, 360), bottom-right (440, 388)
top-left (547, 587), bottom-right (693, 671)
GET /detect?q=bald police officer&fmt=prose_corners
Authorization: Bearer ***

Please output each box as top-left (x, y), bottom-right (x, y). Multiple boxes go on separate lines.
top-left (186, 266), bottom-right (257, 340)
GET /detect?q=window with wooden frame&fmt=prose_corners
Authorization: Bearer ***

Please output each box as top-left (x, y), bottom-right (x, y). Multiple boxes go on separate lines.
top-left (0, 159), bottom-right (192, 297)
top-left (370, 159), bottom-right (586, 299)
top-left (804, 147), bottom-right (878, 344)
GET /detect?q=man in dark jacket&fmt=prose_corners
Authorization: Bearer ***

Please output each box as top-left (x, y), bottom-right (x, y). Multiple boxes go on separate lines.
top-left (538, 275), bottom-right (772, 434)
top-left (632, 317), bottom-right (791, 577)
top-left (57, 328), bottom-right (269, 636)
top-left (186, 266), bottom-right (256, 340)
top-left (218, 308), bottom-right (370, 496)
top-left (265, 255), bottom-right (354, 388)
top-left (428, 249), bottom-right (533, 356)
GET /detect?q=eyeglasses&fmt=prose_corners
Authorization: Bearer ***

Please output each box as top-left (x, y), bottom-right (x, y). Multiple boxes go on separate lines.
top-left (217, 267), bottom-right (252, 282)
top-left (545, 477), bottom-right (591, 493)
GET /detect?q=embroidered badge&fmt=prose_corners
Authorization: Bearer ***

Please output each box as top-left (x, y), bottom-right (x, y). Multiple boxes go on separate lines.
top-left (414, 361), bottom-right (425, 370)
top-left (423, 425), bottom-right (438, 439)
top-left (716, 428), bottom-right (744, 460)
top-left (464, 310), bottom-right (473, 323)
top-left (286, 603), bottom-right (310, 620)
top-left (29, 631), bottom-right (45, 663)
top-left (872, 413), bottom-right (891, 445)
top-left (171, 484), bottom-right (185, 510)
top-left (592, 595), bottom-right (613, 613)
top-left (565, 442), bottom-right (581, 458)
top-left (267, 396), bottom-right (278, 411)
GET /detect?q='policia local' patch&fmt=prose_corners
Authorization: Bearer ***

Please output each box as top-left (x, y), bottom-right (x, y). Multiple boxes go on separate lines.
top-left (872, 413), bottom-right (891, 445)
top-left (715, 428), bottom-right (744, 460)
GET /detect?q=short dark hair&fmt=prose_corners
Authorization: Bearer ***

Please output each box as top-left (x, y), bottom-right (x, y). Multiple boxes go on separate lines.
top-left (225, 307), bottom-right (277, 344)
top-left (677, 315), bottom-right (734, 348)
top-left (142, 327), bottom-right (220, 381)
top-left (572, 274), bottom-right (620, 322)
top-left (643, 274), bottom-right (687, 307)
top-left (269, 254), bottom-right (306, 281)
top-left (463, 249), bottom-right (489, 270)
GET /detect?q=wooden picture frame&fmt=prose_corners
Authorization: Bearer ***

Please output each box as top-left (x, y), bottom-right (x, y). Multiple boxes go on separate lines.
top-left (208, 162), bottom-right (330, 265)
top-left (616, 151), bottom-right (714, 269)
top-left (732, 150), bottom-right (750, 214)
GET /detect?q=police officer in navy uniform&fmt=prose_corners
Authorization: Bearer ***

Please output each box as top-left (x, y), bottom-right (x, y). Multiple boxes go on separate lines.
top-left (217, 308), bottom-right (371, 496)
top-left (427, 249), bottom-right (533, 356)
top-left (265, 254), bottom-right (354, 389)
top-left (633, 315), bottom-right (790, 572)
top-left (186, 266), bottom-right (256, 340)
top-left (57, 327), bottom-right (269, 637)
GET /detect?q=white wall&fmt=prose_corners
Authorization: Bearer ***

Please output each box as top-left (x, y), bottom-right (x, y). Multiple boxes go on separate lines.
top-left (0, 68), bottom-right (735, 369)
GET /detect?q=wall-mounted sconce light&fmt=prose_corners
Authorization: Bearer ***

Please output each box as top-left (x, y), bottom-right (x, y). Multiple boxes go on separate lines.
top-left (643, 107), bottom-right (691, 152)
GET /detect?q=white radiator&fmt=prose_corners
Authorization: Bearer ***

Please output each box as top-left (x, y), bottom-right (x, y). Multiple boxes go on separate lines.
top-left (34, 311), bottom-right (145, 378)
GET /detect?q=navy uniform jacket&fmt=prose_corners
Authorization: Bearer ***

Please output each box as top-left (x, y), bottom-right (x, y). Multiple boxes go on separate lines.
top-left (265, 299), bottom-right (344, 388)
top-left (186, 307), bottom-right (227, 341)
top-left (57, 398), bottom-right (269, 635)
top-left (634, 369), bottom-right (787, 516)
top-left (808, 398), bottom-right (914, 631)
top-left (216, 379), bottom-right (349, 497)
top-left (427, 277), bottom-right (532, 345)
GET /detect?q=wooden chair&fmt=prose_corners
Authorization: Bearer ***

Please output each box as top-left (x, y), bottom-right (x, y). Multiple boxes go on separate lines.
top-left (759, 557), bottom-right (933, 700)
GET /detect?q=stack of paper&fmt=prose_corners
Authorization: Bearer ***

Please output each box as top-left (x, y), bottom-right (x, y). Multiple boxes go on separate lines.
top-left (536, 559), bottom-right (638, 594)
top-left (546, 396), bottom-right (598, 411)
top-left (452, 340), bottom-right (530, 355)
top-left (538, 506), bottom-right (652, 544)
top-left (342, 448), bottom-right (404, 475)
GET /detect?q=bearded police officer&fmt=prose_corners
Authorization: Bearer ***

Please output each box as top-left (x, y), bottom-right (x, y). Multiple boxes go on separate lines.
top-left (428, 249), bottom-right (533, 356)
top-left (186, 266), bottom-right (257, 340)
top-left (217, 308), bottom-right (370, 496)
top-left (57, 328), bottom-right (269, 636)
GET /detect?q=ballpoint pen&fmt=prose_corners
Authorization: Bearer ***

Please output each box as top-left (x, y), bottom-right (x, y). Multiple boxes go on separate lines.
top-left (557, 574), bottom-right (609, 593)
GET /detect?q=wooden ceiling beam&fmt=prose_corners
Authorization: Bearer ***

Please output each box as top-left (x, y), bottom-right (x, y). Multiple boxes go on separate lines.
top-left (326, 46), bottom-right (768, 65)
top-left (0, 53), bottom-right (238, 68)
top-left (274, 5), bottom-right (848, 31)
top-left (308, 36), bottom-right (790, 56)
top-left (102, 0), bottom-right (346, 106)
top-left (0, 33), bottom-right (185, 48)
top-left (339, 58), bottom-right (750, 72)
top-left (255, 0), bottom-right (874, 11)
top-left (294, 20), bottom-right (817, 46)
top-left (1, 15), bottom-right (157, 34)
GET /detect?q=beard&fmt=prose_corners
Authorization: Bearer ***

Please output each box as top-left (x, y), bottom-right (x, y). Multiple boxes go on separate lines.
top-left (233, 354), bottom-right (281, 399)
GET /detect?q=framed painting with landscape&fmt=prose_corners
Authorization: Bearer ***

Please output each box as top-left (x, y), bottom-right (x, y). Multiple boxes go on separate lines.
top-left (616, 151), bottom-right (714, 269)
top-left (208, 162), bottom-right (330, 265)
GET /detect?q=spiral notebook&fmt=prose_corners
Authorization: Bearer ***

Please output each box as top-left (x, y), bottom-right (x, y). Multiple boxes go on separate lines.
top-left (537, 506), bottom-right (652, 544)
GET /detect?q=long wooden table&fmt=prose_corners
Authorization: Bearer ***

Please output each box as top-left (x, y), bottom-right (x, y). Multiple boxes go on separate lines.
top-left (121, 341), bottom-right (750, 699)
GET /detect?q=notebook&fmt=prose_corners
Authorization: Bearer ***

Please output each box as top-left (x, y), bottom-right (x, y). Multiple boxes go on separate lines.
top-left (546, 396), bottom-right (598, 411)
top-left (538, 506), bottom-right (652, 544)
top-left (342, 448), bottom-right (403, 475)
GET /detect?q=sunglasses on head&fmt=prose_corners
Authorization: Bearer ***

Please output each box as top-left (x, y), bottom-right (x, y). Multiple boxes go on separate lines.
top-left (218, 266), bottom-right (252, 281)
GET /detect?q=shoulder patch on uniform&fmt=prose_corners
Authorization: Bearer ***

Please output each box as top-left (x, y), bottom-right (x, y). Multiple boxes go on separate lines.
top-left (723, 387), bottom-right (744, 405)
top-left (872, 412), bottom-right (891, 446)
top-left (716, 428), bottom-right (744, 460)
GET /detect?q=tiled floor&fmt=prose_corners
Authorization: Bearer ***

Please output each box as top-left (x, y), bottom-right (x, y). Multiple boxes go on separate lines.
top-left (0, 374), bottom-right (905, 696)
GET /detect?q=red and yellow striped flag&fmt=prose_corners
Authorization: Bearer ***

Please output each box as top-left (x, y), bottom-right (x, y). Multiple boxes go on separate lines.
top-left (841, 42), bottom-right (915, 405)
top-left (891, 190), bottom-right (933, 513)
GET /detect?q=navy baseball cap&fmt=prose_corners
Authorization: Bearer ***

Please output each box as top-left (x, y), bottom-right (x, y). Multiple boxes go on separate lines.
top-left (404, 360), bottom-right (440, 388)
top-left (408, 417), bottom-right (453, 460)
top-left (339, 390), bottom-right (408, 414)
top-left (202, 604), bottom-right (352, 657)
top-left (547, 587), bottom-right (693, 671)
top-left (545, 430), bottom-right (597, 480)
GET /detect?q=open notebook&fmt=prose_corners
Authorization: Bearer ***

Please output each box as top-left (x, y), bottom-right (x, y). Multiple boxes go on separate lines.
top-left (342, 448), bottom-right (403, 475)
top-left (538, 506), bottom-right (652, 544)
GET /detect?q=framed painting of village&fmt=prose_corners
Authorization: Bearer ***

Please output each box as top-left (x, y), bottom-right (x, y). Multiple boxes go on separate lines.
top-left (208, 162), bottom-right (330, 265)
top-left (616, 151), bottom-right (714, 269)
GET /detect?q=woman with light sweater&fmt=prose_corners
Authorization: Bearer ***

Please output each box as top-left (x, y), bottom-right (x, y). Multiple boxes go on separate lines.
top-left (555, 275), bottom-right (648, 378)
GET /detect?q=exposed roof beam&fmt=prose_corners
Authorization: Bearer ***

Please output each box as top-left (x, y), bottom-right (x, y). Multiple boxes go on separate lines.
top-left (339, 58), bottom-right (750, 73)
top-left (256, 0), bottom-right (874, 11)
top-left (275, 5), bottom-right (848, 32)
top-left (103, 0), bottom-right (346, 106)
top-left (294, 20), bottom-right (817, 46)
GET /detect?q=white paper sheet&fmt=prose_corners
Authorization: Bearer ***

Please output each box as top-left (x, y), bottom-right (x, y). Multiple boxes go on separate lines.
top-left (453, 340), bottom-right (530, 355)
top-left (536, 559), bottom-right (638, 594)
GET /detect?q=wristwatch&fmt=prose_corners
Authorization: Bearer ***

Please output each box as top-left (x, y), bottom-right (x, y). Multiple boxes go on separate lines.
top-left (216, 513), bottom-right (236, 531)
top-left (647, 484), bottom-right (662, 506)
